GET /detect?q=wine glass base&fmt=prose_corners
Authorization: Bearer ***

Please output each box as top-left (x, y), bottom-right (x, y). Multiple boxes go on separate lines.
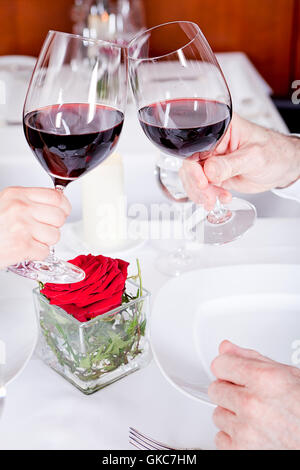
top-left (203, 198), bottom-right (257, 245)
top-left (8, 259), bottom-right (86, 285)
top-left (155, 248), bottom-right (200, 277)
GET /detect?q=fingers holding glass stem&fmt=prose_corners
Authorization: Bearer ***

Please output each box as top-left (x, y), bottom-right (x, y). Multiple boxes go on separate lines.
top-left (6, 186), bottom-right (86, 284)
top-left (9, 30), bottom-right (127, 284)
top-left (179, 160), bottom-right (256, 245)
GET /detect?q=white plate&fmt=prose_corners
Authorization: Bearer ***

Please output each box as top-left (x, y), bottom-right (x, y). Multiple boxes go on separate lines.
top-left (58, 220), bottom-right (146, 257)
top-left (0, 271), bottom-right (38, 386)
top-left (151, 265), bottom-right (300, 406)
top-left (0, 55), bottom-right (36, 124)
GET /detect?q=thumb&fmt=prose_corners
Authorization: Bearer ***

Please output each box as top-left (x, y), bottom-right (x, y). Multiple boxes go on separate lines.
top-left (204, 148), bottom-right (252, 184)
top-left (219, 341), bottom-right (242, 356)
top-left (219, 341), bottom-right (273, 363)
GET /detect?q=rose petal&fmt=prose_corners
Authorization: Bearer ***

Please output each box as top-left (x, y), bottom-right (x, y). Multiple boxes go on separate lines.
top-left (41, 254), bottom-right (130, 322)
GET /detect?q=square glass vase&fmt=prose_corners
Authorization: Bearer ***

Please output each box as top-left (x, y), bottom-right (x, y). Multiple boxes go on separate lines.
top-left (33, 281), bottom-right (151, 394)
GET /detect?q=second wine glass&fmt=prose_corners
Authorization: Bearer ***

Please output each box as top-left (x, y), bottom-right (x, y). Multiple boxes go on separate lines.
top-left (155, 154), bottom-right (201, 277)
top-left (9, 30), bottom-right (127, 284)
top-left (128, 21), bottom-right (256, 252)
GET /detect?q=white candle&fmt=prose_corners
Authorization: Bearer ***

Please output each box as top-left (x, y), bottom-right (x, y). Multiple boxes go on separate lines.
top-left (82, 153), bottom-right (127, 252)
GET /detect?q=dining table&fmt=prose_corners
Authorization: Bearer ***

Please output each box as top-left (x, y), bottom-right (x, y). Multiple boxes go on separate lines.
top-left (0, 52), bottom-right (299, 450)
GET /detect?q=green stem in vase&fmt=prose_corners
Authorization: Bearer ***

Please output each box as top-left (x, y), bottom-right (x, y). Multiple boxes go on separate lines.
top-left (38, 259), bottom-right (147, 383)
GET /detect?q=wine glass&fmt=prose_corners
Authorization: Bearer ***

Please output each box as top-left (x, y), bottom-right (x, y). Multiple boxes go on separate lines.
top-left (72, 0), bottom-right (146, 46)
top-left (155, 154), bottom-right (202, 276)
top-left (8, 30), bottom-right (127, 284)
top-left (128, 21), bottom-right (257, 254)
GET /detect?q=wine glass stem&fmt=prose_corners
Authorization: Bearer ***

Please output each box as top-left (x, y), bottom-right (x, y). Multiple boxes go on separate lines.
top-left (48, 246), bottom-right (57, 263)
top-left (48, 184), bottom-right (65, 262)
top-left (207, 197), bottom-right (232, 225)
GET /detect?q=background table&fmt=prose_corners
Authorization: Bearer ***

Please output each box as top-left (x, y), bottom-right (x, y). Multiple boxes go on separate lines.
top-left (0, 53), bottom-right (299, 450)
top-left (0, 53), bottom-right (299, 220)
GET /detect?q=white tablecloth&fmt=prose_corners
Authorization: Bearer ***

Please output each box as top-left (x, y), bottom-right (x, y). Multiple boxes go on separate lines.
top-left (0, 218), bottom-right (300, 450)
top-left (0, 53), bottom-right (299, 450)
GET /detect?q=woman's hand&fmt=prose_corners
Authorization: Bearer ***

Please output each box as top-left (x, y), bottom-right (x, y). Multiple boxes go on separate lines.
top-left (209, 341), bottom-right (300, 450)
top-left (179, 114), bottom-right (300, 210)
top-left (0, 187), bottom-right (71, 269)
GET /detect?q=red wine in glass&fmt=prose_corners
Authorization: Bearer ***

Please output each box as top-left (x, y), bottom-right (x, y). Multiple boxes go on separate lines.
top-left (129, 21), bottom-right (256, 262)
top-left (24, 103), bottom-right (124, 187)
top-left (8, 30), bottom-right (128, 284)
top-left (139, 98), bottom-right (231, 161)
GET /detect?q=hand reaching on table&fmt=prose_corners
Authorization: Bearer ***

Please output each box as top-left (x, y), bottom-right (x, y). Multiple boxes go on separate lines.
top-left (209, 341), bottom-right (300, 450)
top-left (0, 187), bottom-right (71, 269)
top-left (179, 114), bottom-right (300, 210)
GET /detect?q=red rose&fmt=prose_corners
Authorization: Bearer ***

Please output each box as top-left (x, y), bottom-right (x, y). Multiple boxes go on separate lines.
top-left (41, 254), bottom-right (129, 322)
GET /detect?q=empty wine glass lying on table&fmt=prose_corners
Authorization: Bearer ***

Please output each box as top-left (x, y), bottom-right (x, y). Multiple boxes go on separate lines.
top-left (128, 21), bottom-right (257, 253)
top-left (8, 30), bottom-right (127, 284)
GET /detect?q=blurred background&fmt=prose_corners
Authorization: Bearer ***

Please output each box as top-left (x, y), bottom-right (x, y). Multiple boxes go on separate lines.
top-left (0, 0), bottom-right (299, 130)
top-left (0, 0), bottom-right (300, 221)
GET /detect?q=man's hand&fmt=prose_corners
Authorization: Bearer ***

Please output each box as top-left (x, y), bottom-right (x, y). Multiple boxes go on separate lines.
top-left (179, 114), bottom-right (300, 210)
top-left (0, 187), bottom-right (71, 269)
top-left (208, 341), bottom-right (300, 450)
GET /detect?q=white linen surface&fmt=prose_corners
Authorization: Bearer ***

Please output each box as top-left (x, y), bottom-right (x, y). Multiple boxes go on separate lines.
top-left (0, 218), bottom-right (300, 450)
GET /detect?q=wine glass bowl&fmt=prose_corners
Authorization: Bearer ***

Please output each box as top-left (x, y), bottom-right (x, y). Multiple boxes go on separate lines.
top-left (8, 30), bottom-right (127, 284)
top-left (139, 98), bottom-right (232, 161)
top-left (128, 21), bottom-right (256, 252)
top-left (156, 154), bottom-right (189, 203)
top-left (72, 0), bottom-right (146, 46)
top-left (23, 102), bottom-right (124, 189)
